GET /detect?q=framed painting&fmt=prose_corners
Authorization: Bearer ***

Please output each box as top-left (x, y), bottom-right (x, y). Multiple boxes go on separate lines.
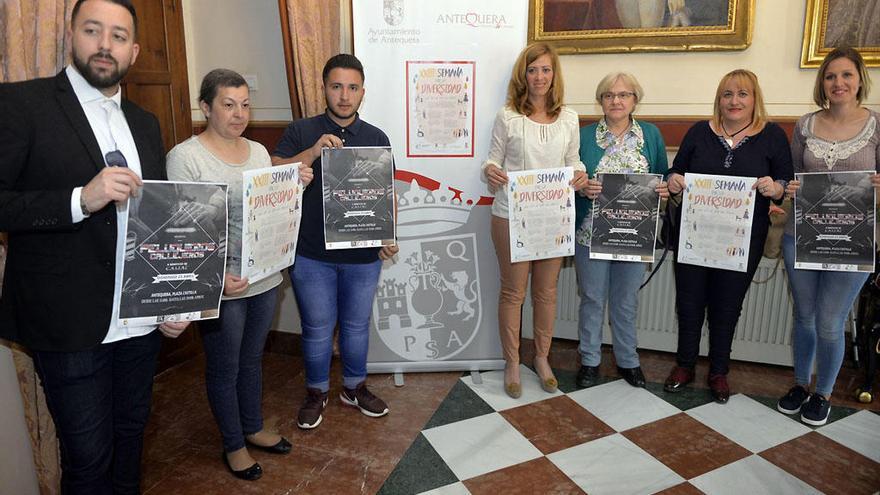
top-left (528, 0), bottom-right (754, 54)
top-left (801, 0), bottom-right (880, 68)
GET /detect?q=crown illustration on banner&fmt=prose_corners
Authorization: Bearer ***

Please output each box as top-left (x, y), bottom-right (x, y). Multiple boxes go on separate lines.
top-left (396, 178), bottom-right (479, 238)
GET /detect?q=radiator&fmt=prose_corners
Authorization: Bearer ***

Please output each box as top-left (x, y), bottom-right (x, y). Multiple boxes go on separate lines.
top-left (523, 255), bottom-right (796, 366)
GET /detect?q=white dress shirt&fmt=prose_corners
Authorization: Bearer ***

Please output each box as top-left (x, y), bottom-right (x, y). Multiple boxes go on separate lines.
top-left (65, 65), bottom-right (156, 343)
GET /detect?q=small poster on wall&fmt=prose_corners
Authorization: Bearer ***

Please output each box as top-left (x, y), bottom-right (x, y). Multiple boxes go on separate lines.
top-left (406, 60), bottom-right (475, 158)
top-left (508, 167), bottom-right (575, 263)
top-left (241, 163), bottom-right (303, 283)
top-left (118, 181), bottom-right (228, 326)
top-left (590, 173), bottom-right (662, 262)
top-left (795, 170), bottom-right (875, 272)
top-left (678, 173), bottom-right (756, 272)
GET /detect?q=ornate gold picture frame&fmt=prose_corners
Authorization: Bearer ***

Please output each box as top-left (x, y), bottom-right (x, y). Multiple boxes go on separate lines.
top-left (528, 0), bottom-right (754, 54)
top-left (801, 0), bottom-right (880, 68)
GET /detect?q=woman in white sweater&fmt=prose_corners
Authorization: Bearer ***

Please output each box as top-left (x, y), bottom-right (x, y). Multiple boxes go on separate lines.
top-left (483, 43), bottom-right (587, 398)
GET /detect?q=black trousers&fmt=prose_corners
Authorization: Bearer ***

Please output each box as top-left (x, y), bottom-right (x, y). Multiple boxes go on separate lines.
top-left (673, 260), bottom-right (760, 375)
top-left (32, 331), bottom-right (162, 495)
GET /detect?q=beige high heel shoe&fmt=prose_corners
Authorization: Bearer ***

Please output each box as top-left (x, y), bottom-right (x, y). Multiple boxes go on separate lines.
top-left (534, 358), bottom-right (558, 393)
top-left (504, 364), bottom-right (522, 398)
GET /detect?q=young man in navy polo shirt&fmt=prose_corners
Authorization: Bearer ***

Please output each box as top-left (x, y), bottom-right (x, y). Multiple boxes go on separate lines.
top-left (272, 54), bottom-right (398, 429)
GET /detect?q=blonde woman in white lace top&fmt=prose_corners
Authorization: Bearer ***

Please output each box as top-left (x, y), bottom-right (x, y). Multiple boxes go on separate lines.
top-left (482, 43), bottom-right (587, 398)
top-left (778, 48), bottom-right (880, 426)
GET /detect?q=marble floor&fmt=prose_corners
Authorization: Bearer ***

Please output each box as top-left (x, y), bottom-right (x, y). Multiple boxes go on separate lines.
top-left (142, 337), bottom-right (880, 494)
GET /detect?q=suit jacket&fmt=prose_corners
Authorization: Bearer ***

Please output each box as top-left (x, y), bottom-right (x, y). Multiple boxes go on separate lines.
top-left (0, 71), bottom-right (166, 352)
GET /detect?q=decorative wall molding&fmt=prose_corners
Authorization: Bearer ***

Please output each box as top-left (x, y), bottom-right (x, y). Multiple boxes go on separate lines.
top-left (207, 116), bottom-right (798, 153)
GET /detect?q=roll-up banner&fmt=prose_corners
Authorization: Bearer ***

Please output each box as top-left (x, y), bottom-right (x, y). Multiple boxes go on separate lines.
top-left (353, 0), bottom-right (528, 373)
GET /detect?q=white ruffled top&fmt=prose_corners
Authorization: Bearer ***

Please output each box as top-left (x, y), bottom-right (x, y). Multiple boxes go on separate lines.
top-left (483, 106), bottom-right (586, 219)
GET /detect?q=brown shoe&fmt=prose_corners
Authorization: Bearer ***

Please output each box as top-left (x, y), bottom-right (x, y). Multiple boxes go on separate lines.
top-left (663, 366), bottom-right (695, 393)
top-left (340, 382), bottom-right (389, 417)
top-left (708, 374), bottom-right (730, 404)
top-left (297, 387), bottom-right (328, 429)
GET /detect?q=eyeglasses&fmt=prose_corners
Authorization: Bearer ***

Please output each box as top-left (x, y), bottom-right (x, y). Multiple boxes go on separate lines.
top-left (601, 91), bottom-right (635, 102)
top-left (105, 150), bottom-right (128, 168)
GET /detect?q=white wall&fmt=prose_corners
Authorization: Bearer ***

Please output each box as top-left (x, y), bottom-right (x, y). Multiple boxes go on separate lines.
top-left (562, 0), bottom-right (879, 117)
top-left (183, 0), bottom-right (878, 123)
top-left (0, 347), bottom-right (40, 495)
top-left (182, 0), bottom-right (351, 124)
top-left (182, 0), bottom-right (292, 122)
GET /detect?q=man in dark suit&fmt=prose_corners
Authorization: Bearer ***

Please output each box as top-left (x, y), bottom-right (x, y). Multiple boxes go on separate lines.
top-left (0, 1), bottom-right (188, 493)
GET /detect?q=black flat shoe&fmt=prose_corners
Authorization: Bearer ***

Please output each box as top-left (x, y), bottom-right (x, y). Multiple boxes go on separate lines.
top-left (576, 365), bottom-right (600, 388)
top-left (618, 366), bottom-right (646, 388)
top-left (223, 452), bottom-right (262, 481)
top-left (246, 436), bottom-right (292, 455)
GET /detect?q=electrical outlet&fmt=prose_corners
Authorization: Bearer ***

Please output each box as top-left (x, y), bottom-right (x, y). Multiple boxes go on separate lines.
top-left (243, 74), bottom-right (258, 92)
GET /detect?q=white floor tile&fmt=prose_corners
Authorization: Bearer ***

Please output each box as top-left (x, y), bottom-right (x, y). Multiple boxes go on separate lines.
top-left (461, 365), bottom-right (563, 411)
top-left (817, 410), bottom-right (880, 463)
top-left (547, 433), bottom-right (683, 495)
top-left (686, 394), bottom-right (811, 453)
top-left (422, 412), bottom-right (543, 481)
top-left (566, 379), bottom-right (679, 431)
top-left (418, 482), bottom-right (471, 495)
top-left (690, 455), bottom-right (822, 495)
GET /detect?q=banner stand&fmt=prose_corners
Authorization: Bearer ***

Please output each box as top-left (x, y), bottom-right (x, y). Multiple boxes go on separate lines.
top-left (354, 0), bottom-right (527, 376)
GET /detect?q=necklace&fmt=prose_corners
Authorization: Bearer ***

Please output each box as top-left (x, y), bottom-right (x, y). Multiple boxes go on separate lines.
top-left (721, 119), bottom-right (752, 147)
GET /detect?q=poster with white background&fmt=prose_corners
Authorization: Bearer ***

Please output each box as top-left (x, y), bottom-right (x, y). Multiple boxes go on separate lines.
top-left (241, 164), bottom-right (302, 284)
top-left (406, 60), bottom-right (475, 157)
top-left (678, 173), bottom-right (756, 272)
top-left (508, 167), bottom-right (575, 262)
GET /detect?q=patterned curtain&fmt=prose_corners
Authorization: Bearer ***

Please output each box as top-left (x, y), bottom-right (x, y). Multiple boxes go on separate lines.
top-left (281, 0), bottom-right (341, 118)
top-left (0, 0), bottom-right (71, 81)
top-left (1, 1), bottom-right (73, 493)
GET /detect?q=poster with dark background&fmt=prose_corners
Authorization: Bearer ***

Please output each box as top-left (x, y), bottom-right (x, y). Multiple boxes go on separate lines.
top-left (795, 171), bottom-right (875, 272)
top-left (322, 146), bottom-right (396, 249)
top-left (118, 181), bottom-right (228, 326)
top-left (590, 173), bottom-right (661, 262)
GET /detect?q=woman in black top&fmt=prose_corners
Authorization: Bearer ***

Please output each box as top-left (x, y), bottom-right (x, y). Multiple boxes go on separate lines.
top-left (664, 69), bottom-right (793, 403)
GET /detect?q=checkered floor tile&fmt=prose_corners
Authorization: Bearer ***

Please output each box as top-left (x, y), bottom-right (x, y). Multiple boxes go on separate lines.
top-left (377, 365), bottom-right (880, 495)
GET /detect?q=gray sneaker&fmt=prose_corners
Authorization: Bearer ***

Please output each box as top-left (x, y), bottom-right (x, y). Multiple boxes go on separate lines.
top-left (340, 382), bottom-right (389, 418)
top-left (297, 387), bottom-right (328, 429)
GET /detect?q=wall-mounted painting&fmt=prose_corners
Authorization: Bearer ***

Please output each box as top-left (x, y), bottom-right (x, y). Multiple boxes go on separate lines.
top-left (528, 0), bottom-right (754, 54)
top-left (801, 0), bottom-right (880, 68)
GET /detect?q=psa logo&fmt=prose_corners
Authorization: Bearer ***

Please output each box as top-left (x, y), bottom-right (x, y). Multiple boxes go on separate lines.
top-left (383, 0), bottom-right (403, 26)
top-left (373, 234), bottom-right (481, 361)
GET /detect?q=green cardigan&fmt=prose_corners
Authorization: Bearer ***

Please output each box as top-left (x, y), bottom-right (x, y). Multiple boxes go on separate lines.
top-left (575, 119), bottom-right (669, 228)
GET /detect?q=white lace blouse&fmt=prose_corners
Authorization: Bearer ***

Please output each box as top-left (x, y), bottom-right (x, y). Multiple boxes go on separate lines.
top-left (482, 106), bottom-right (586, 218)
top-left (785, 108), bottom-right (880, 235)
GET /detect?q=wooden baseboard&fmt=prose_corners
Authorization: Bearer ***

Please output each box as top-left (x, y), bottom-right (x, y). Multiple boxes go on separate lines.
top-left (206, 116), bottom-right (796, 152)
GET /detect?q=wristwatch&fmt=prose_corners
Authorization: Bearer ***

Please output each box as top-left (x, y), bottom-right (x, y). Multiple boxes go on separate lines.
top-left (80, 193), bottom-right (91, 217)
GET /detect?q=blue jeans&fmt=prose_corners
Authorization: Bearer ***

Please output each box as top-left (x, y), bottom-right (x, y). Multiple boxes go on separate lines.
top-left (32, 331), bottom-right (161, 495)
top-left (200, 286), bottom-right (279, 452)
top-left (575, 243), bottom-right (645, 368)
top-left (291, 255), bottom-right (382, 392)
top-left (782, 234), bottom-right (867, 396)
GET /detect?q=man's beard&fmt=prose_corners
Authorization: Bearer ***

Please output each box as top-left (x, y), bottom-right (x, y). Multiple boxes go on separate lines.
top-left (73, 50), bottom-right (129, 89)
top-left (326, 100), bottom-right (358, 122)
